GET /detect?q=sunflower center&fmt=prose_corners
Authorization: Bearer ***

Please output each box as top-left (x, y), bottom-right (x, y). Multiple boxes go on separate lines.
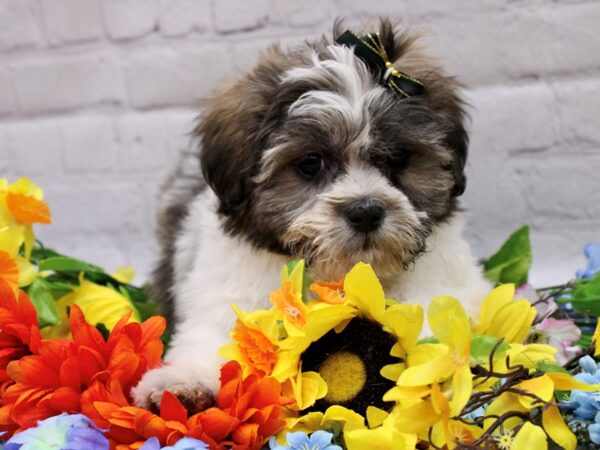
top-left (320, 352), bottom-right (367, 403)
top-left (301, 318), bottom-right (398, 415)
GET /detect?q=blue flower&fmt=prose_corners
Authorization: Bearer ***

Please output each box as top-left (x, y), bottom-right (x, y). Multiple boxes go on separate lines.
top-left (269, 431), bottom-right (342, 450)
top-left (4, 413), bottom-right (108, 450)
top-left (577, 243), bottom-right (600, 279)
top-left (561, 356), bottom-right (600, 444)
top-left (140, 437), bottom-right (208, 450)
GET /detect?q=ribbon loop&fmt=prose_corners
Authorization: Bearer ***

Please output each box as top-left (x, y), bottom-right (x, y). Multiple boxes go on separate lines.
top-left (335, 29), bottom-right (425, 98)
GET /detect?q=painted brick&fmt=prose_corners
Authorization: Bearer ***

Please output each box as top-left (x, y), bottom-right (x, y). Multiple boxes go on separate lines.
top-left (60, 116), bottom-right (118, 172)
top-left (103, 0), bottom-right (158, 40)
top-left (269, 0), bottom-right (333, 27)
top-left (465, 84), bottom-right (558, 154)
top-left (333, 0), bottom-right (408, 17)
top-left (0, 68), bottom-right (14, 116)
top-left (213, 0), bottom-right (269, 33)
top-left (516, 155), bottom-right (600, 227)
top-left (116, 112), bottom-right (175, 172)
top-left (4, 120), bottom-right (63, 176)
top-left (125, 45), bottom-right (233, 108)
top-left (158, 0), bottom-right (210, 37)
top-left (41, 0), bottom-right (104, 44)
top-left (0, 0), bottom-right (42, 51)
top-left (555, 78), bottom-right (600, 146)
top-left (12, 53), bottom-right (126, 114)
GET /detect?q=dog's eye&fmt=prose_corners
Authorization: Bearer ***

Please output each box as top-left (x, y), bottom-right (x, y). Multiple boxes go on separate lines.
top-left (296, 153), bottom-right (325, 178)
top-left (388, 151), bottom-right (408, 170)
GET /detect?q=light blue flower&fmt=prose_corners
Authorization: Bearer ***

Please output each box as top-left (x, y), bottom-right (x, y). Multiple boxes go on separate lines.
top-left (140, 436), bottom-right (208, 450)
top-left (269, 431), bottom-right (342, 450)
top-left (4, 413), bottom-right (108, 450)
top-left (577, 243), bottom-right (600, 279)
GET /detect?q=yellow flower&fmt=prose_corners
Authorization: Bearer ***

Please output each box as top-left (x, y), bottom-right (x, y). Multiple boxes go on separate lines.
top-left (219, 306), bottom-right (280, 377)
top-left (474, 284), bottom-right (536, 344)
top-left (0, 177), bottom-right (51, 259)
top-left (270, 261), bottom-right (308, 332)
top-left (344, 407), bottom-right (417, 450)
top-left (593, 319), bottom-right (600, 356)
top-left (42, 274), bottom-right (140, 339)
top-left (396, 296), bottom-right (472, 416)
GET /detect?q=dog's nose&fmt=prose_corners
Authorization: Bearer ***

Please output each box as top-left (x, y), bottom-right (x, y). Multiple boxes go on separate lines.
top-left (344, 201), bottom-right (385, 233)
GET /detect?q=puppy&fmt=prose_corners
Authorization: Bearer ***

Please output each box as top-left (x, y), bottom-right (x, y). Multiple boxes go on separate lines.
top-left (132, 19), bottom-right (491, 412)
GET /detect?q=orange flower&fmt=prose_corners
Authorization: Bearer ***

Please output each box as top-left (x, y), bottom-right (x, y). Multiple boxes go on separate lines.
top-left (270, 281), bottom-right (307, 327)
top-left (231, 320), bottom-right (277, 376)
top-left (309, 279), bottom-right (345, 304)
top-left (6, 192), bottom-right (52, 225)
top-left (0, 280), bottom-right (40, 381)
top-left (0, 252), bottom-right (19, 291)
top-left (0, 304), bottom-right (165, 437)
top-left (0, 280), bottom-right (42, 435)
top-left (87, 361), bottom-right (290, 450)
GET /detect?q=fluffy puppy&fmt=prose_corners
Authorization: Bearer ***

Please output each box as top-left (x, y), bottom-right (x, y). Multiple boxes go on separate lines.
top-left (133, 19), bottom-right (490, 411)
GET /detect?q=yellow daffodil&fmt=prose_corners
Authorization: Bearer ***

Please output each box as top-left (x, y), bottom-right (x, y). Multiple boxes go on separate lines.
top-left (474, 284), bottom-right (536, 344)
top-left (593, 319), bottom-right (600, 356)
top-left (0, 178), bottom-right (51, 259)
top-left (42, 274), bottom-right (140, 339)
top-left (396, 296), bottom-right (472, 416)
top-left (270, 261), bottom-right (308, 334)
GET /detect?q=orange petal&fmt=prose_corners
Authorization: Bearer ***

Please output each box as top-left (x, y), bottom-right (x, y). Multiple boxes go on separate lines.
top-left (197, 407), bottom-right (238, 442)
top-left (6, 192), bottom-right (52, 224)
top-left (160, 391), bottom-right (188, 423)
top-left (0, 254), bottom-right (19, 291)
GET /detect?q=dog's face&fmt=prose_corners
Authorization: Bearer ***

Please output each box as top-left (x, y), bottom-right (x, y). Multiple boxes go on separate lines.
top-left (197, 20), bottom-right (468, 281)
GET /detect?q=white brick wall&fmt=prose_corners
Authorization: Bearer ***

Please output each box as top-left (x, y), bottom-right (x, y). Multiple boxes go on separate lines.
top-left (1, 0), bottom-right (599, 287)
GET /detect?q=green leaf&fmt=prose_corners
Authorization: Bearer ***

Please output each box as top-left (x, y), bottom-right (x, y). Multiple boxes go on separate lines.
top-left (483, 225), bottom-right (532, 286)
top-left (536, 361), bottom-right (569, 374)
top-left (577, 332), bottom-right (593, 349)
top-left (26, 278), bottom-right (61, 327)
top-left (471, 335), bottom-right (510, 365)
top-left (38, 256), bottom-right (105, 274)
top-left (417, 336), bottom-right (440, 345)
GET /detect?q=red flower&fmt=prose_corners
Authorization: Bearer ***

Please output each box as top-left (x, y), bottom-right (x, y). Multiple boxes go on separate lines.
top-left (0, 280), bottom-right (42, 436)
top-left (87, 361), bottom-right (292, 450)
top-left (0, 303), bottom-right (165, 437)
top-left (0, 280), bottom-right (41, 381)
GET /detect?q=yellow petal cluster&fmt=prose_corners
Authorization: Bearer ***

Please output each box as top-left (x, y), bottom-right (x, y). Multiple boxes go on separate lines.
top-left (222, 261), bottom-right (600, 450)
top-left (0, 178), bottom-right (50, 290)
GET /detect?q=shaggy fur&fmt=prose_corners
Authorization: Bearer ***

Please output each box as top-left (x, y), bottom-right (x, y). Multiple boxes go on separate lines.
top-left (132, 19), bottom-right (490, 411)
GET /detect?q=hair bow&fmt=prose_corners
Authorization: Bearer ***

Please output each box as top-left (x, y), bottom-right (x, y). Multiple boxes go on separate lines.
top-left (335, 29), bottom-right (424, 98)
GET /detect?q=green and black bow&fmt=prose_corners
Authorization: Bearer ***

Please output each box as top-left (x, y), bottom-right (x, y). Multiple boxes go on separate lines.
top-left (335, 29), bottom-right (424, 98)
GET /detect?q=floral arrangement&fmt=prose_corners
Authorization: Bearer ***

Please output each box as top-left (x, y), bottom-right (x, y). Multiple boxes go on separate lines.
top-left (1, 177), bottom-right (600, 450)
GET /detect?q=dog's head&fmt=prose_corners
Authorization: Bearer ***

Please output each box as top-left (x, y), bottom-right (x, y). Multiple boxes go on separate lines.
top-left (196, 19), bottom-right (468, 281)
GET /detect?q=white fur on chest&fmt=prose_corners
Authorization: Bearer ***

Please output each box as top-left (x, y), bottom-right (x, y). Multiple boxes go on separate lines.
top-left (173, 190), bottom-right (289, 331)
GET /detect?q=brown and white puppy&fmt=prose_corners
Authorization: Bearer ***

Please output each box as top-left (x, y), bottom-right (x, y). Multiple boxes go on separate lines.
top-left (132, 19), bottom-right (490, 412)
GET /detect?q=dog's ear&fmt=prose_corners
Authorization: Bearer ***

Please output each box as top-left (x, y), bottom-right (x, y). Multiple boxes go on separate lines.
top-left (196, 47), bottom-right (291, 216)
top-left (448, 124), bottom-right (468, 197)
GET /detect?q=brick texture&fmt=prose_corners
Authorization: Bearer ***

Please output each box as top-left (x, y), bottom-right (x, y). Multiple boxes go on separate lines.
top-left (1, 1), bottom-right (599, 286)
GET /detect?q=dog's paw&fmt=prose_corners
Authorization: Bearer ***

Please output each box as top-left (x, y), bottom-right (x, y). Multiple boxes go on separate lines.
top-left (132, 364), bottom-right (216, 414)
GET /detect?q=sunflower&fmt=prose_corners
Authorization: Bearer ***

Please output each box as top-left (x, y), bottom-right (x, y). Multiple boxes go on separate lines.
top-left (220, 261), bottom-right (424, 425)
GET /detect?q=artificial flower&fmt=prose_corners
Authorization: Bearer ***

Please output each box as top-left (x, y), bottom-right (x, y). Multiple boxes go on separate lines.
top-left (43, 275), bottom-right (141, 339)
top-left (270, 261), bottom-right (308, 331)
top-left (395, 296), bottom-right (472, 417)
top-left (0, 178), bottom-right (51, 259)
top-left (140, 437), bottom-right (208, 450)
top-left (529, 317), bottom-right (581, 364)
top-left (309, 280), bottom-right (345, 305)
top-left (515, 283), bottom-right (558, 322)
top-left (269, 431), bottom-right (341, 450)
top-left (474, 284), bottom-right (536, 344)
top-left (0, 280), bottom-right (40, 383)
top-left (91, 361), bottom-right (290, 450)
top-left (0, 305), bottom-right (165, 435)
top-left (3, 413), bottom-right (108, 450)
top-left (577, 243), bottom-right (600, 279)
